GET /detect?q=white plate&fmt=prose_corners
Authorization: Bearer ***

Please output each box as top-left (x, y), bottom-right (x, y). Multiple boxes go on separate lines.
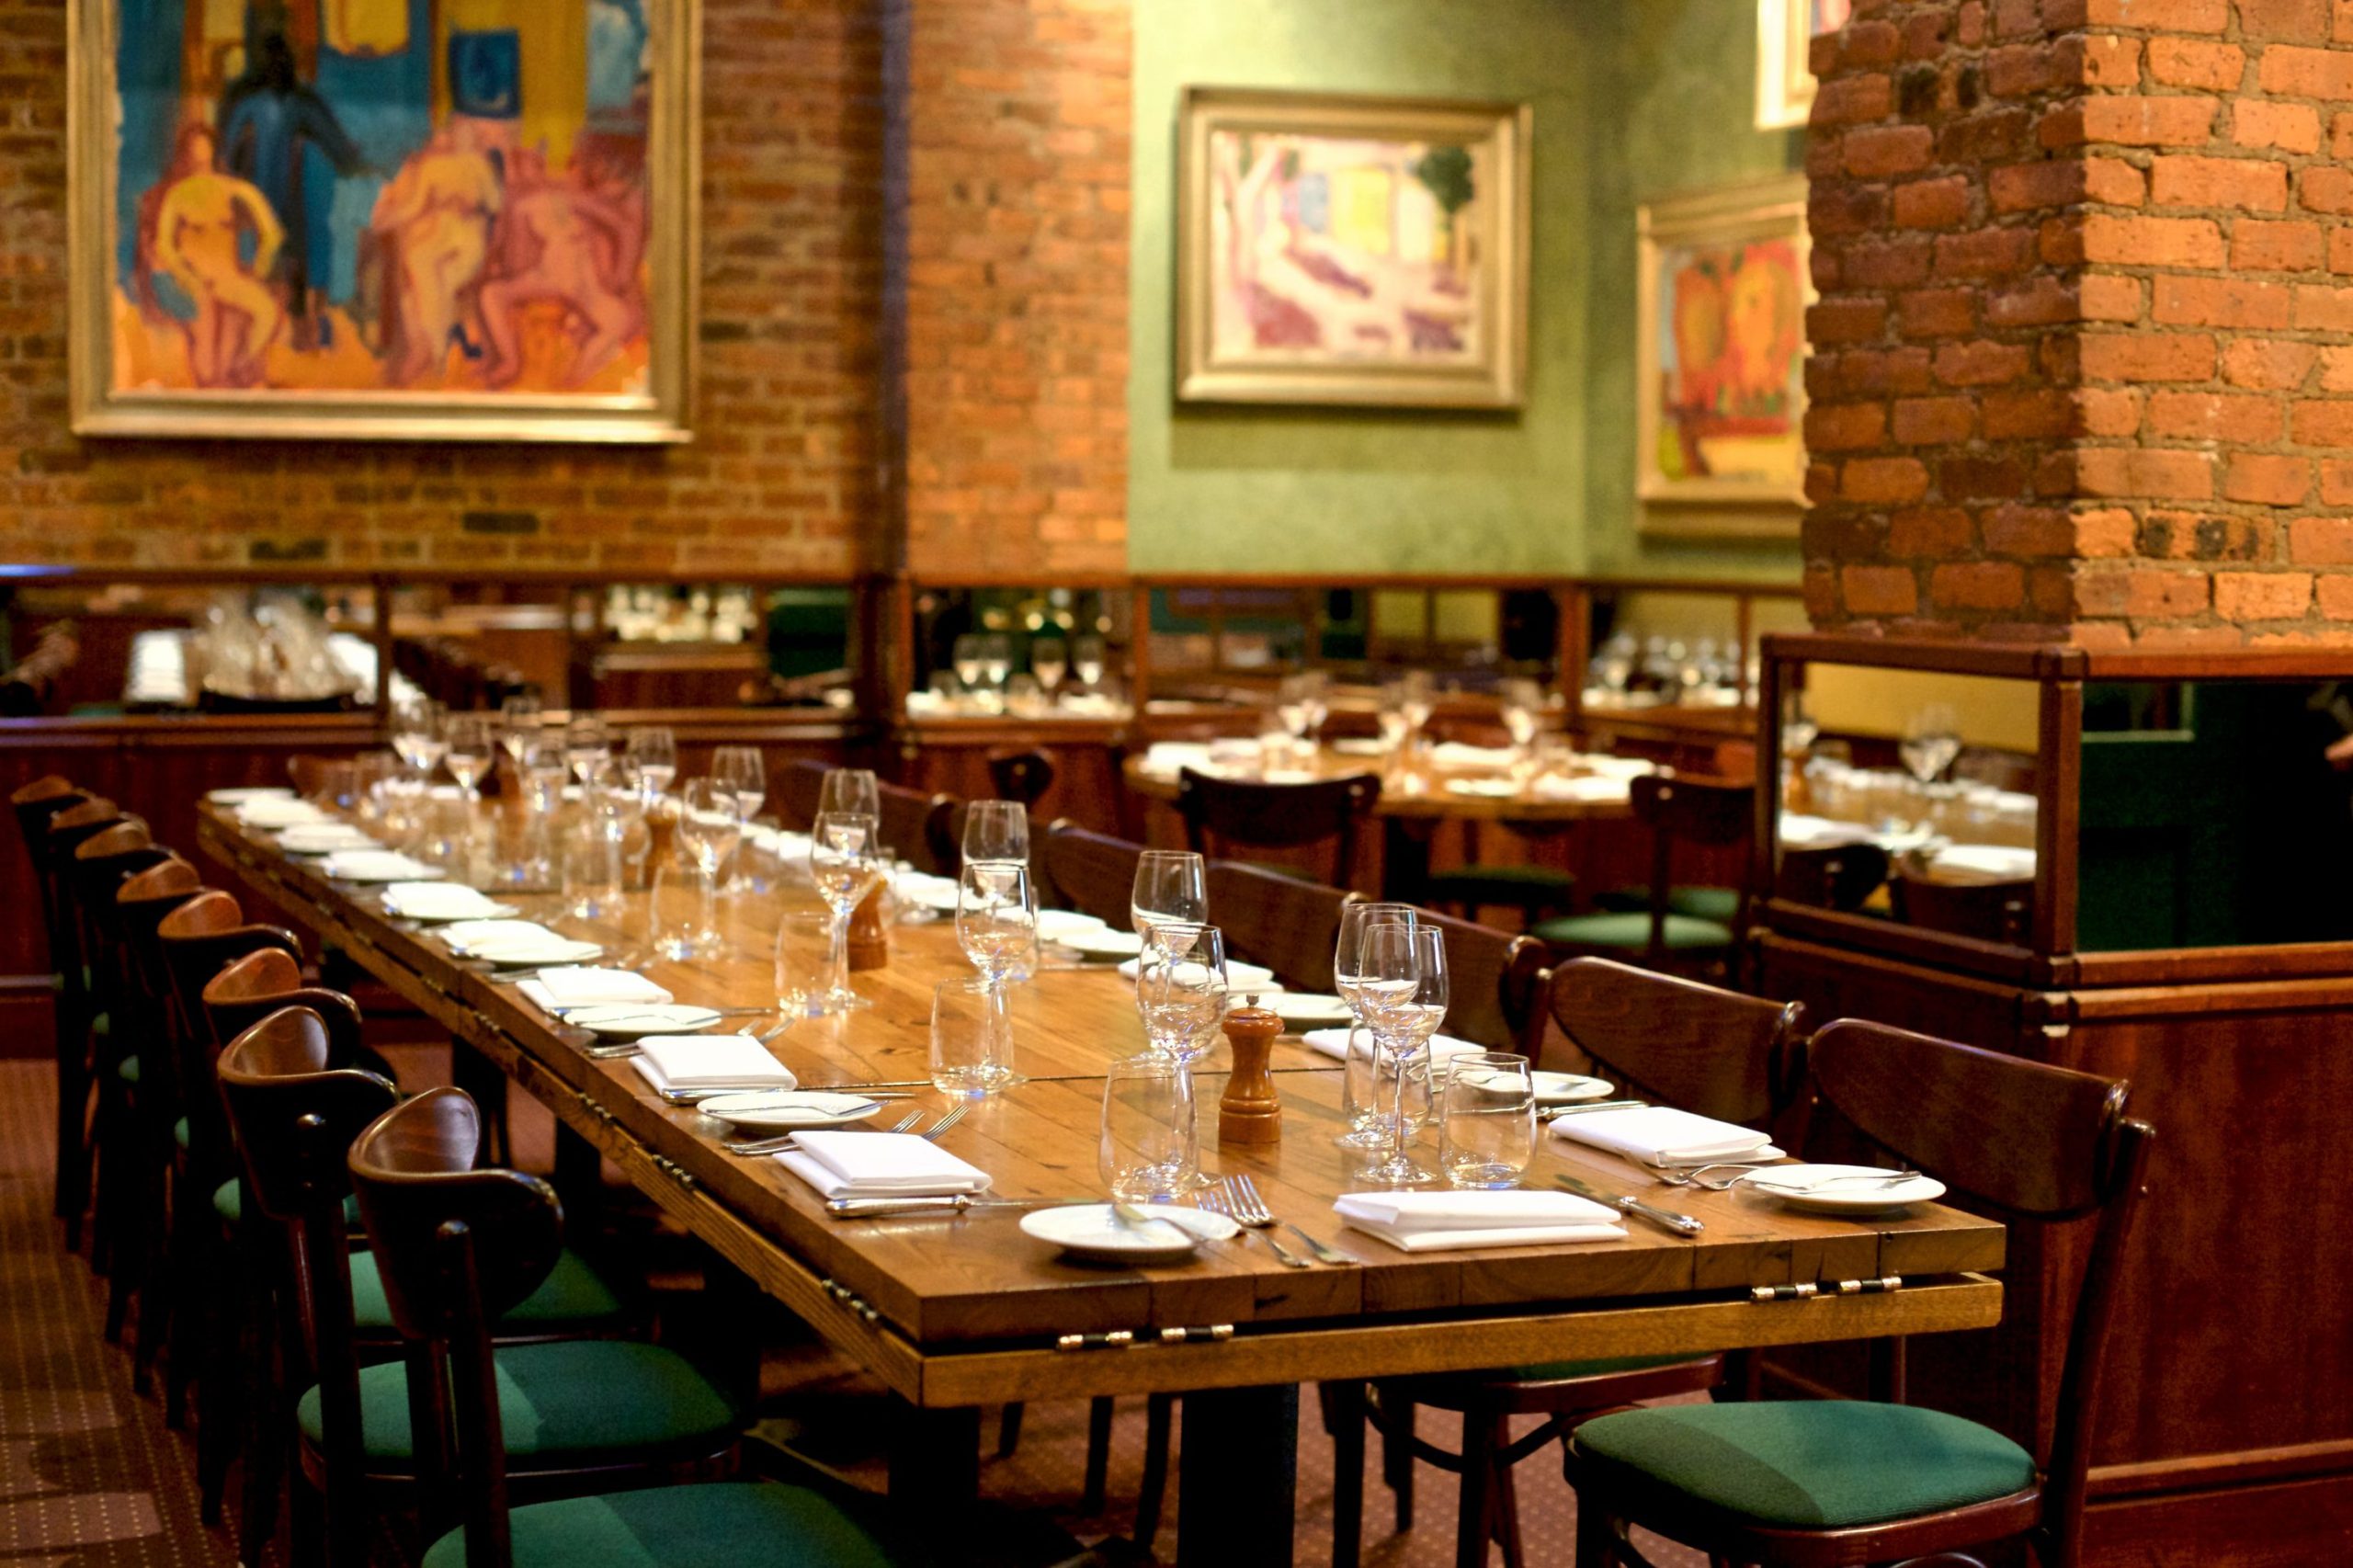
top-left (1019, 1203), bottom-right (1238, 1264)
top-left (1739, 1164), bottom-right (1946, 1214)
top-left (381, 887), bottom-right (516, 922)
top-left (1061, 928), bottom-right (1144, 960)
top-left (1035, 909), bottom-right (1109, 942)
top-left (277, 826), bottom-right (381, 854)
top-left (1327, 738), bottom-right (1387, 756)
top-left (208, 786), bottom-right (295, 804)
top-left (561, 1003), bottom-right (727, 1040)
top-left (1266, 992), bottom-right (1352, 1026)
top-left (468, 937), bottom-right (604, 967)
top-left (1532, 1071), bottom-right (1615, 1105)
top-left (695, 1091), bottom-right (888, 1131)
top-left (323, 853), bottom-right (444, 883)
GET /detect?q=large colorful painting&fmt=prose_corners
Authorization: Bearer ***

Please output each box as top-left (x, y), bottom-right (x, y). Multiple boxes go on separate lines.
top-left (1757, 0), bottom-right (1855, 131)
top-left (1636, 176), bottom-right (1809, 535)
top-left (69, 0), bottom-right (697, 442)
top-left (1176, 87), bottom-right (1529, 410)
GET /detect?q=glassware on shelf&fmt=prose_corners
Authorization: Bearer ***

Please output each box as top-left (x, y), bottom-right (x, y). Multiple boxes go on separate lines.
top-left (1030, 636), bottom-right (1068, 698)
top-left (1071, 634), bottom-right (1106, 690)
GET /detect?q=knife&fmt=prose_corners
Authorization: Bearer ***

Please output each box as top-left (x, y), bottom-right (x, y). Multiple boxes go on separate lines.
top-left (825, 1195), bottom-right (1092, 1218)
top-left (1538, 1098), bottom-right (1648, 1121)
top-left (1554, 1174), bottom-right (1705, 1238)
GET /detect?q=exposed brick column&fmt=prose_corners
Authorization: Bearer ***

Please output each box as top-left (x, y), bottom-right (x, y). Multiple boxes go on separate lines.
top-left (1806, 0), bottom-right (2353, 646)
top-left (898, 0), bottom-right (1131, 579)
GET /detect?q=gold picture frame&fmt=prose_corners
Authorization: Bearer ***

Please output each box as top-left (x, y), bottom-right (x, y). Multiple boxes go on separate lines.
top-left (68, 0), bottom-right (699, 444)
top-left (1175, 86), bottom-right (1529, 410)
top-left (1636, 175), bottom-right (1811, 540)
top-left (1756, 0), bottom-right (1851, 132)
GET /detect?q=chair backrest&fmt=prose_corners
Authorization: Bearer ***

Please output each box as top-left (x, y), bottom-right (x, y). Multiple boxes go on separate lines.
top-left (1546, 956), bottom-right (1807, 1139)
top-left (1419, 908), bottom-right (1550, 1055)
top-left (1174, 768), bottom-right (1379, 889)
top-left (67, 827), bottom-right (170, 997)
top-left (159, 892), bottom-right (302, 1137)
top-left (1774, 840), bottom-right (1891, 914)
top-left (876, 779), bottom-right (957, 876)
top-left (1204, 860), bottom-right (1356, 992)
top-left (778, 757), bottom-right (830, 829)
top-left (1807, 1020), bottom-right (2154, 1557)
top-left (1890, 872), bottom-right (2033, 947)
top-left (202, 948), bottom-right (367, 1070)
top-left (1040, 821), bottom-right (1144, 926)
top-left (119, 856), bottom-right (201, 906)
top-left (1623, 772), bottom-right (1755, 960)
top-left (11, 778), bottom-right (88, 971)
top-left (987, 747), bottom-right (1056, 809)
top-left (112, 869), bottom-right (210, 1044)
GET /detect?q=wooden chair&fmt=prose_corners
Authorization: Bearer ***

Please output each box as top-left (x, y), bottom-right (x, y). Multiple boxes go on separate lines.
top-left (986, 747), bottom-right (1055, 809)
top-left (876, 779), bottom-right (957, 876)
top-left (1535, 774), bottom-right (1755, 974)
top-left (1336, 957), bottom-right (1807, 1568)
top-left (1568, 1021), bottom-right (2155, 1568)
top-left (1039, 821), bottom-right (1144, 926)
top-left (91, 862), bottom-right (204, 1266)
top-left (777, 757), bottom-right (830, 830)
top-left (1774, 840), bottom-right (1890, 914)
top-left (347, 1087), bottom-right (920, 1568)
top-left (1204, 860), bottom-right (1357, 991)
top-left (1419, 908), bottom-right (1550, 1057)
top-left (1891, 871), bottom-right (2034, 948)
top-left (1174, 767), bottom-right (1379, 889)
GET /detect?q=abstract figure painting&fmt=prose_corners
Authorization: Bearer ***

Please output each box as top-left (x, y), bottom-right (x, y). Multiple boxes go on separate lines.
top-left (1176, 87), bottom-right (1529, 409)
top-left (69, 0), bottom-right (697, 442)
top-left (1756, 0), bottom-right (1854, 131)
top-left (1636, 176), bottom-right (1809, 536)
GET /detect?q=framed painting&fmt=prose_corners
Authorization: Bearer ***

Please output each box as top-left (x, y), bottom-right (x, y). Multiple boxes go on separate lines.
top-left (1636, 176), bottom-right (1810, 536)
top-left (67, 0), bottom-right (699, 443)
top-left (1756, 0), bottom-right (1853, 131)
top-left (1175, 86), bottom-right (1529, 410)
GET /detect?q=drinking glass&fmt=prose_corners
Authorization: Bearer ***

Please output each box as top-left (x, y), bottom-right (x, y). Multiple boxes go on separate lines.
top-left (1334, 902), bottom-right (1419, 1149)
top-left (979, 633), bottom-right (1013, 699)
top-left (957, 860), bottom-right (1038, 983)
top-left (563, 790), bottom-right (632, 919)
top-left (1900, 704), bottom-right (1962, 787)
top-left (443, 713), bottom-right (495, 802)
top-left (1071, 634), bottom-right (1106, 690)
top-left (808, 810), bottom-right (885, 1013)
top-left (1500, 678), bottom-right (1544, 757)
top-left (509, 736), bottom-right (570, 888)
top-left (498, 692), bottom-right (542, 778)
top-left (1400, 670), bottom-right (1436, 756)
top-left (1099, 1055), bottom-right (1197, 1203)
top-left (1130, 849), bottom-right (1207, 936)
top-left (675, 778), bottom-right (742, 957)
top-left (818, 767), bottom-right (880, 821)
top-left (773, 907), bottom-right (834, 1017)
top-left (393, 698), bottom-right (448, 789)
top-left (1437, 1052), bottom-right (1536, 1189)
top-left (1358, 920), bottom-right (1447, 1187)
top-left (951, 635), bottom-right (985, 695)
top-left (1030, 637), bottom-right (1067, 697)
top-left (931, 976), bottom-right (1021, 1097)
top-left (961, 799), bottom-right (1029, 867)
top-left (712, 744), bottom-right (766, 819)
top-left (1275, 674), bottom-right (1313, 756)
top-left (623, 726), bottom-right (678, 802)
top-left (565, 716), bottom-right (611, 791)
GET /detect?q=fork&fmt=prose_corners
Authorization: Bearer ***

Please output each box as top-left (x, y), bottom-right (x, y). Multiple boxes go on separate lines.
top-left (1217, 1176), bottom-right (1311, 1267)
top-left (1228, 1173), bottom-right (1356, 1266)
top-left (1197, 1189), bottom-right (1290, 1263)
top-left (726, 1104), bottom-right (925, 1155)
top-left (1669, 1165), bottom-right (1915, 1194)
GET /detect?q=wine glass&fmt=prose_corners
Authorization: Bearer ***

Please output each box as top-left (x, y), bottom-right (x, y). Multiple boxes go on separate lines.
top-left (393, 697), bottom-right (448, 786)
top-left (671, 778), bottom-right (742, 958)
top-left (442, 713), bottom-right (495, 803)
top-left (1400, 670), bottom-right (1435, 756)
top-left (1358, 920), bottom-right (1447, 1187)
top-left (957, 859), bottom-right (1039, 1009)
top-left (712, 745), bottom-right (766, 820)
top-left (565, 716), bottom-right (611, 791)
top-left (1130, 849), bottom-right (1207, 936)
top-left (1137, 922), bottom-right (1228, 1187)
top-left (1901, 704), bottom-right (1962, 785)
top-left (1071, 634), bottom-right (1106, 690)
top-left (1099, 1056), bottom-right (1197, 1203)
top-left (623, 726), bottom-right (678, 803)
top-left (1500, 678), bottom-right (1544, 756)
top-left (962, 799), bottom-right (1029, 868)
top-left (808, 810), bottom-right (886, 1013)
top-left (979, 634), bottom-right (1013, 700)
top-left (952, 635), bottom-right (985, 698)
top-left (1333, 902), bottom-right (1419, 1150)
top-left (818, 767), bottom-right (880, 821)
top-left (498, 692), bottom-right (541, 779)
top-left (1031, 637), bottom-right (1067, 699)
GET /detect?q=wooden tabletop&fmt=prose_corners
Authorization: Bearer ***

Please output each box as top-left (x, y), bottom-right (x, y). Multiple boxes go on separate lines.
top-left (1121, 750), bottom-right (1638, 825)
top-left (198, 804), bottom-right (2001, 1411)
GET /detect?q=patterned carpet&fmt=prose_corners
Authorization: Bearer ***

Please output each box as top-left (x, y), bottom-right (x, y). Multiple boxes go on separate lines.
top-left (0, 1051), bottom-right (1702, 1566)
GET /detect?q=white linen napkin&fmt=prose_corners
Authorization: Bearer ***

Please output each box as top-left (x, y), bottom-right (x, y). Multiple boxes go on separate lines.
top-left (1778, 813), bottom-right (1876, 848)
top-left (1929, 844), bottom-right (2038, 883)
top-left (518, 967), bottom-right (674, 1010)
top-left (1334, 1189), bottom-right (1625, 1252)
top-left (1530, 774), bottom-right (1634, 803)
top-left (1575, 755), bottom-right (1656, 780)
top-left (1139, 742), bottom-right (1219, 779)
top-left (777, 1131), bottom-right (990, 1199)
top-left (438, 919), bottom-right (561, 954)
top-left (629, 1035), bottom-right (797, 1094)
top-left (238, 798), bottom-right (333, 827)
top-left (380, 882), bottom-right (505, 919)
top-left (207, 786), bottom-right (294, 804)
top-left (1445, 778), bottom-right (1523, 799)
top-left (1550, 1105), bottom-right (1772, 1166)
top-left (1116, 957), bottom-right (1278, 990)
top-left (1430, 742), bottom-right (1518, 770)
top-left (321, 849), bottom-right (442, 881)
top-left (276, 824), bottom-right (381, 853)
top-left (1301, 1028), bottom-right (1487, 1063)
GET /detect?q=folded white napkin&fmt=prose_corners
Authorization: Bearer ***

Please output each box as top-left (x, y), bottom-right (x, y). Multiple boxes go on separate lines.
top-left (1928, 844), bottom-right (2037, 883)
top-left (1430, 742), bottom-right (1519, 770)
top-left (1530, 774), bottom-right (1634, 803)
top-left (629, 1035), bottom-right (797, 1093)
top-left (778, 1131), bottom-right (991, 1199)
top-left (1576, 754), bottom-right (1657, 781)
top-left (208, 786), bottom-right (294, 804)
top-left (238, 798), bottom-right (334, 827)
top-left (1116, 957), bottom-right (1278, 990)
top-left (322, 849), bottom-right (442, 881)
top-left (1139, 742), bottom-right (1220, 778)
top-left (1301, 1028), bottom-right (1488, 1063)
top-left (1035, 909), bottom-right (1108, 941)
top-left (1335, 1189), bottom-right (1625, 1251)
top-left (438, 919), bottom-right (560, 953)
top-left (519, 967), bottom-right (674, 1008)
top-left (1550, 1105), bottom-right (1772, 1166)
top-left (1445, 778), bottom-right (1523, 799)
top-left (1778, 813), bottom-right (1876, 848)
top-left (277, 824), bottom-right (381, 853)
top-left (380, 882), bottom-right (505, 919)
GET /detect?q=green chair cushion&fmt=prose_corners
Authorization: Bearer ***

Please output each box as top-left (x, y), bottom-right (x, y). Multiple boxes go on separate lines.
top-left (211, 1179), bottom-right (361, 1229)
top-left (1425, 866), bottom-right (1578, 907)
top-left (114, 1050), bottom-right (136, 1084)
top-left (351, 1247), bottom-right (627, 1334)
top-left (1530, 912), bottom-right (1734, 952)
top-left (92, 1010), bottom-right (108, 1038)
top-left (298, 1339), bottom-right (744, 1468)
top-left (1574, 1401), bottom-right (2036, 1530)
top-left (1597, 885), bottom-right (1743, 924)
top-left (174, 1116), bottom-right (189, 1152)
top-left (420, 1482), bottom-right (921, 1568)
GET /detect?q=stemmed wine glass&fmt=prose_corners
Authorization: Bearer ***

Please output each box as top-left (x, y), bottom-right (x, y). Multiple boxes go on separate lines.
top-left (623, 726), bottom-right (678, 803)
top-left (1400, 671), bottom-right (1436, 761)
top-left (1130, 849), bottom-right (1207, 937)
top-left (443, 713), bottom-right (495, 803)
top-left (1333, 902), bottom-right (1420, 1150)
top-left (565, 717), bottom-right (612, 792)
top-left (1030, 637), bottom-right (1067, 701)
top-left (498, 693), bottom-right (541, 781)
top-left (392, 698), bottom-right (448, 787)
top-left (955, 860), bottom-right (1037, 1093)
top-left (819, 767), bottom-right (880, 821)
top-left (1071, 634), bottom-right (1106, 691)
top-left (1900, 704), bottom-right (1961, 785)
top-left (712, 745), bottom-right (765, 819)
top-left (1135, 922), bottom-right (1229, 1187)
top-left (672, 778), bottom-right (743, 959)
top-left (951, 636), bottom-right (986, 705)
top-left (808, 810), bottom-right (886, 1013)
top-left (1358, 920), bottom-right (1449, 1187)
top-left (979, 635), bottom-right (1013, 704)
top-left (1500, 678), bottom-right (1544, 765)
top-left (962, 799), bottom-right (1029, 868)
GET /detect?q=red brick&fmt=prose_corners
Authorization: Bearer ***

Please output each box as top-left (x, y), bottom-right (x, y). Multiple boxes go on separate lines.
top-left (1934, 340), bottom-right (2030, 385)
top-left (2290, 516), bottom-right (2353, 562)
top-left (1932, 561), bottom-right (2028, 610)
top-left (2292, 398), bottom-right (2353, 443)
top-left (1902, 289), bottom-right (1981, 336)
top-left (2232, 219), bottom-right (2325, 271)
top-left (1842, 457), bottom-right (1933, 504)
top-left (1985, 40), bottom-right (2062, 96)
top-left (2319, 577), bottom-right (2353, 619)
top-left (2076, 386), bottom-right (2148, 436)
top-left (1838, 347), bottom-right (1937, 394)
top-left (1983, 388), bottom-right (2075, 438)
top-left (2145, 392), bottom-right (2282, 441)
top-left (2076, 96), bottom-right (2218, 146)
top-left (2261, 43), bottom-right (2353, 97)
top-left (1814, 74), bottom-right (1895, 126)
top-left (1893, 396), bottom-right (1978, 444)
top-left (2075, 213), bottom-right (2226, 267)
top-left (2244, 0), bottom-right (2334, 37)
top-left (2234, 99), bottom-right (2323, 153)
top-left (2075, 507), bottom-right (2141, 556)
top-left (1807, 403), bottom-right (1888, 450)
top-left (2083, 156), bottom-right (2150, 206)
top-left (2222, 336), bottom-right (2320, 389)
top-left (2325, 459), bottom-right (2353, 503)
top-left (1894, 176), bottom-right (1972, 228)
top-left (2143, 37), bottom-right (2244, 89)
top-left (1991, 161), bottom-right (2082, 214)
top-left (1842, 565), bottom-right (1920, 615)
top-left (2153, 275), bottom-right (2293, 328)
top-left (2225, 451), bottom-right (2314, 503)
top-left (2084, 0), bottom-right (2226, 28)
top-left (1888, 506), bottom-right (1977, 554)
top-left (2150, 154), bottom-right (2289, 212)
top-left (1982, 505), bottom-right (2077, 556)
top-left (2123, 570), bottom-right (2215, 618)
top-left (2137, 511), bottom-right (2276, 559)
top-left (2322, 345), bottom-right (2353, 388)
top-left (2072, 34), bottom-right (2145, 85)
top-left (2071, 448), bottom-right (2218, 499)
top-left (2336, 110), bottom-right (2353, 157)
top-left (1933, 226), bottom-right (2038, 278)
top-left (1810, 298), bottom-right (1891, 344)
top-left (1844, 124), bottom-right (1936, 177)
top-left (2080, 274), bottom-right (2147, 320)
top-left (2214, 572), bottom-right (2313, 619)
top-left (2079, 330), bottom-right (2218, 381)
top-left (2293, 283), bottom-right (2353, 328)
top-left (2332, 228), bottom-right (2353, 272)
top-left (2300, 166), bottom-right (2353, 214)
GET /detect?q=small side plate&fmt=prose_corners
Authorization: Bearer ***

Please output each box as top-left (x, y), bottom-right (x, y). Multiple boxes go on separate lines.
top-left (696, 1091), bottom-right (885, 1131)
top-left (1020, 1203), bottom-right (1237, 1264)
top-left (1531, 1071), bottom-right (1615, 1106)
top-left (563, 1003), bottom-right (726, 1040)
top-left (1740, 1164), bottom-right (1947, 1214)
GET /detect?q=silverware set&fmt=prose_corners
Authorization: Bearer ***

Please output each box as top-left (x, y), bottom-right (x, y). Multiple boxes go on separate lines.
top-left (1199, 1174), bottom-right (1354, 1267)
top-left (724, 1100), bottom-right (969, 1157)
top-left (1659, 1164), bottom-right (1916, 1193)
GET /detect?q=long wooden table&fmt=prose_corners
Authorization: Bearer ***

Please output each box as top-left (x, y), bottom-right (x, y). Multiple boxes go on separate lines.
top-left (199, 805), bottom-right (2004, 1566)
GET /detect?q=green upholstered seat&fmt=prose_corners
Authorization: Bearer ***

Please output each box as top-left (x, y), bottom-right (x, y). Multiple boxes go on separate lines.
top-left (174, 1116), bottom-right (189, 1152)
top-left (1596, 885), bottom-right (1743, 923)
top-left (1424, 864), bottom-right (1577, 913)
top-left (298, 1339), bottom-right (743, 1469)
top-left (114, 1049), bottom-right (136, 1085)
top-left (1574, 1401), bottom-right (2036, 1530)
top-left (420, 1481), bottom-right (922, 1568)
top-left (211, 1178), bottom-right (361, 1229)
top-left (1530, 912), bottom-right (1734, 952)
top-left (350, 1247), bottom-right (627, 1335)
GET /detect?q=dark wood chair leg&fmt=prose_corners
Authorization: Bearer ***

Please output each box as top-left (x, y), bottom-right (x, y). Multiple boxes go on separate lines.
top-left (1133, 1392), bottom-right (1174, 1553)
top-left (129, 1142), bottom-right (174, 1395)
top-left (996, 1400), bottom-right (1026, 1459)
top-left (1454, 1411), bottom-right (1497, 1568)
top-left (1492, 1428), bottom-right (1526, 1568)
top-left (236, 1274), bottom-right (285, 1567)
top-left (196, 1218), bottom-right (252, 1523)
top-left (1081, 1396), bottom-right (1114, 1513)
top-left (1324, 1381), bottom-right (1366, 1568)
top-left (164, 1168), bottom-right (210, 1427)
top-left (1574, 1504), bottom-right (1615, 1568)
top-left (1382, 1395), bottom-right (1415, 1530)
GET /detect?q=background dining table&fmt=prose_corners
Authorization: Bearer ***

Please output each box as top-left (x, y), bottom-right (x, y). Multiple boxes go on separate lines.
top-left (198, 800), bottom-right (2005, 1568)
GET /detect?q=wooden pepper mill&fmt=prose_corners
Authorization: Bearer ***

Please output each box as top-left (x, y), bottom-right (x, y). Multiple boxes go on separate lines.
top-left (1217, 1004), bottom-right (1284, 1144)
top-left (847, 881), bottom-right (890, 971)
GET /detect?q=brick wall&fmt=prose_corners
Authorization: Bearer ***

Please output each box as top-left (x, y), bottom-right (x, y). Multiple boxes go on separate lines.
top-left (900, 0), bottom-right (1131, 579)
top-left (1805, 0), bottom-right (2353, 646)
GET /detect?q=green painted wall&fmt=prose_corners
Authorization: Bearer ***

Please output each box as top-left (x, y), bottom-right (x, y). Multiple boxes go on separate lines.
top-left (1126, 0), bottom-right (1803, 584)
